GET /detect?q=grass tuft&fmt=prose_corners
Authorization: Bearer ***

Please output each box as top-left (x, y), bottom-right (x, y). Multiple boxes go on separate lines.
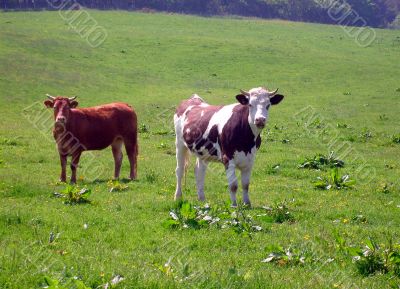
top-left (144, 169), bottom-right (158, 183)
top-left (53, 185), bottom-right (92, 204)
top-left (313, 168), bottom-right (355, 190)
top-left (139, 123), bottom-right (149, 133)
top-left (299, 151), bottom-right (344, 170)
top-left (261, 201), bottom-right (295, 224)
top-left (262, 243), bottom-right (324, 266)
top-left (107, 180), bottom-right (129, 192)
top-left (378, 182), bottom-right (395, 194)
top-left (163, 202), bottom-right (263, 237)
top-left (391, 133), bottom-right (400, 144)
top-left (0, 137), bottom-right (20, 146)
top-left (335, 235), bottom-right (400, 277)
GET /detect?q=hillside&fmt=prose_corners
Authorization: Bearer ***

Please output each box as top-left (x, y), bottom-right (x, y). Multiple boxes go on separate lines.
top-left (0, 11), bottom-right (400, 288)
top-left (1, 0), bottom-right (400, 28)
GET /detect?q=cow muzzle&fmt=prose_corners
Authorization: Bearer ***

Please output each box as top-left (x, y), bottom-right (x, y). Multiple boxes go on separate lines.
top-left (56, 116), bottom-right (66, 124)
top-left (255, 117), bottom-right (266, 129)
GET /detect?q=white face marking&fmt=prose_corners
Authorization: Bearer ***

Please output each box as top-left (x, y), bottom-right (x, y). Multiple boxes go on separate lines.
top-left (246, 87), bottom-right (272, 136)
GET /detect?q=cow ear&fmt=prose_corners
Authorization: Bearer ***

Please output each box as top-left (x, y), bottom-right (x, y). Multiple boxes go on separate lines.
top-left (44, 100), bottom-right (54, 108)
top-left (70, 101), bottom-right (79, 108)
top-left (236, 94), bottom-right (249, 105)
top-left (270, 94), bottom-right (284, 105)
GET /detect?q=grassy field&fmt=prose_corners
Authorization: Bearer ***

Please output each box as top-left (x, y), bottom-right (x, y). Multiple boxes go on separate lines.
top-left (0, 10), bottom-right (400, 288)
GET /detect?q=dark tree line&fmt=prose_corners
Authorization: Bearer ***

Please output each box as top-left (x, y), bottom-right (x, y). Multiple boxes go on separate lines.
top-left (1, 0), bottom-right (399, 28)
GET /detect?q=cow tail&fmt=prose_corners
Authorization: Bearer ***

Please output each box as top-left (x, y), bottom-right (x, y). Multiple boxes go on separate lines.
top-left (134, 140), bottom-right (138, 175)
top-left (183, 149), bottom-right (190, 188)
top-left (131, 111), bottom-right (139, 179)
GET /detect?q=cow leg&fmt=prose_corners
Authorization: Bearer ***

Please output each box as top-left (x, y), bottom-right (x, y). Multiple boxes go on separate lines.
top-left (226, 161), bottom-right (238, 207)
top-left (125, 140), bottom-right (138, 180)
top-left (175, 144), bottom-right (189, 200)
top-left (112, 139), bottom-right (123, 179)
top-left (194, 158), bottom-right (207, 201)
top-left (240, 167), bottom-right (252, 207)
top-left (59, 154), bottom-right (67, 182)
top-left (70, 152), bottom-right (82, 184)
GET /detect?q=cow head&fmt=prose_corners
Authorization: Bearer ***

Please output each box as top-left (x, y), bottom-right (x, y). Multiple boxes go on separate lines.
top-left (44, 94), bottom-right (78, 125)
top-left (236, 87), bottom-right (284, 130)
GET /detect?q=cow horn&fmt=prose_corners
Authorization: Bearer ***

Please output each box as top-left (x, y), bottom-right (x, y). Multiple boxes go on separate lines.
top-left (268, 88), bottom-right (279, 96)
top-left (68, 96), bottom-right (77, 101)
top-left (46, 94), bottom-right (55, 100)
top-left (240, 89), bottom-right (250, 96)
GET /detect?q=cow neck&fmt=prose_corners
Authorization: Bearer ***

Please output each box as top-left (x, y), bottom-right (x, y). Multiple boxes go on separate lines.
top-left (241, 105), bottom-right (262, 140)
top-left (231, 104), bottom-right (260, 141)
top-left (248, 120), bottom-right (262, 139)
top-left (220, 104), bottom-right (260, 159)
top-left (68, 110), bottom-right (76, 129)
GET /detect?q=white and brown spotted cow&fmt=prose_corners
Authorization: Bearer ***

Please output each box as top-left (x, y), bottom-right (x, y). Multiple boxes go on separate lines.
top-left (174, 87), bottom-right (284, 206)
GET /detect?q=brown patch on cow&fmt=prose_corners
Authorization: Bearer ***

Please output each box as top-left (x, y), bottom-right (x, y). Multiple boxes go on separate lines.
top-left (175, 97), bottom-right (205, 117)
top-left (182, 105), bottom-right (223, 152)
top-left (230, 183), bottom-right (238, 192)
top-left (208, 125), bottom-right (218, 143)
top-left (220, 105), bottom-right (262, 160)
top-left (256, 135), bottom-right (261, 149)
top-left (222, 155), bottom-right (230, 169)
top-left (205, 142), bottom-right (215, 155)
top-left (203, 125), bottom-right (220, 157)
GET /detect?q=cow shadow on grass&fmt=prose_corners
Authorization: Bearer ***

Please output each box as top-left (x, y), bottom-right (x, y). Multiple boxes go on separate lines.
top-left (83, 178), bottom-right (136, 185)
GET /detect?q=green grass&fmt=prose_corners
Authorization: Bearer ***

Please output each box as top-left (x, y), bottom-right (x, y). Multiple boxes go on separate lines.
top-left (0, 10), bottom-right (400, 288)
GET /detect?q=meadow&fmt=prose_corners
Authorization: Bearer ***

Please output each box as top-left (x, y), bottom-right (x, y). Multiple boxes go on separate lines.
top-left (0, 10), bottom-right (399, 288)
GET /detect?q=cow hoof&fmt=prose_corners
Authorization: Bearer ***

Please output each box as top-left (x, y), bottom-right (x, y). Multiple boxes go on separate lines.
top-left (243, 203), bottom-right (252, 209)
top-left (230, 204), bottom-right (238, 208)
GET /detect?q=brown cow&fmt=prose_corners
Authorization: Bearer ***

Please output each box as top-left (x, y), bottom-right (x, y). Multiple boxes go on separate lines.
top-left (44, 94), bottom-right (138, 183)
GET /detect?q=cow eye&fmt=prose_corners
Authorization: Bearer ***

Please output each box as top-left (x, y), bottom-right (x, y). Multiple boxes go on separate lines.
top-left (266, 104), bottom-right (271, 110)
